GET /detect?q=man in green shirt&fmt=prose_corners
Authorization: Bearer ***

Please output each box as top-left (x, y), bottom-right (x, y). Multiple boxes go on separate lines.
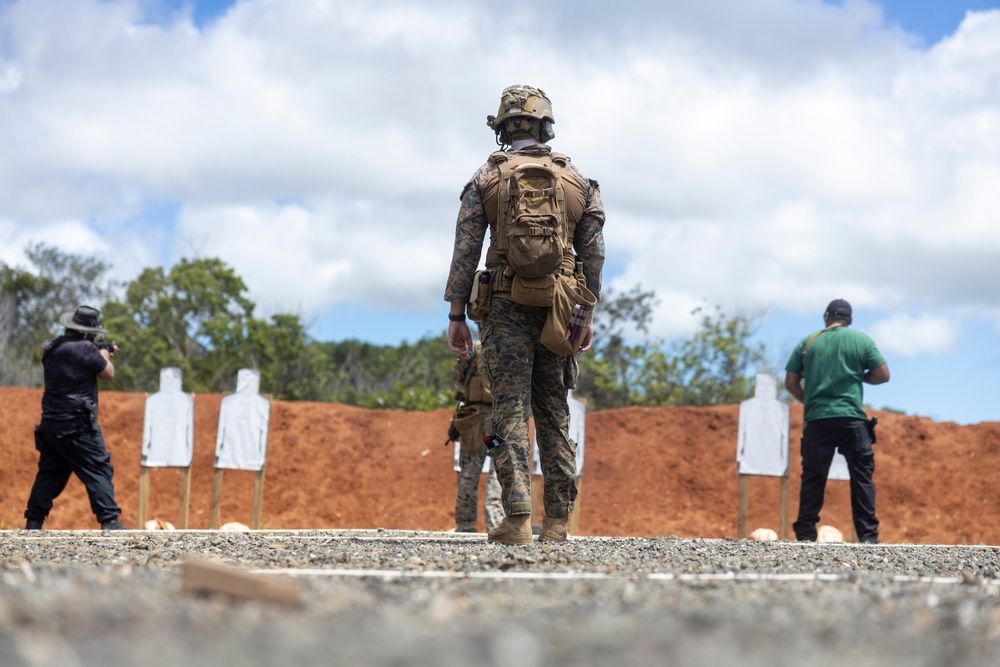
top-left (784, 299), bottom-right (890, 544)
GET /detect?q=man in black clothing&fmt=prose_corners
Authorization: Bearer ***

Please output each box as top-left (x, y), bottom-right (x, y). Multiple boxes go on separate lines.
top-left (23, 305), bottom-right (127, 531)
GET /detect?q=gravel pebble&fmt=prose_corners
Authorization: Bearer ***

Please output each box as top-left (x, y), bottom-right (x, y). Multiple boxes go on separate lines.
top-left (1, 529), bottom-right (998, 667)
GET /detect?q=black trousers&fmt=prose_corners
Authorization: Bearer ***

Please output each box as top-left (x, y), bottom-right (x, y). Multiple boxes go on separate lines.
top-left (25, 417), bottom-right (122, 524)
top-left (793, 417), bottom-right (878, 542)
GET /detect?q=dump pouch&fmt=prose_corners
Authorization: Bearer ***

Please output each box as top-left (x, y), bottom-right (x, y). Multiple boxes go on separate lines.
top-left (452, 406), bottom-right (486, 456)
top-left (541, 274), bottom-right (597, 356)
top-left (511, 273), bottom-right (556, 308)
top-left (467, 270), bottom-right (493, 321)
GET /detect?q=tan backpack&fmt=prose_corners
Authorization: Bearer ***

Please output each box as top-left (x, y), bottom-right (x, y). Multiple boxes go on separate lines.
top-left (490, 151), bottom-right (573, 281)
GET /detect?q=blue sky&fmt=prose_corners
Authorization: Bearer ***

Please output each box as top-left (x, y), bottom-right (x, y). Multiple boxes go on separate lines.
top-left (2, 0), bottom-right (1000, 424)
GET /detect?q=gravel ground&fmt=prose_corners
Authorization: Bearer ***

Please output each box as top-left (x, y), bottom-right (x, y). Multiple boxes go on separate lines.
top-left (1, 529), bottom-right (999, 667)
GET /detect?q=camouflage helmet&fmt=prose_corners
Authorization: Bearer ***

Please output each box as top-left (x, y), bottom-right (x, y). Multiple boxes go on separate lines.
top-left (487, 84), bottom-right (556, 145)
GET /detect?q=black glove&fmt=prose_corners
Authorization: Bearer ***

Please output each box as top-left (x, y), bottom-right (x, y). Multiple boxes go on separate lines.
top-left (444, 424), bottom-right (460, 446)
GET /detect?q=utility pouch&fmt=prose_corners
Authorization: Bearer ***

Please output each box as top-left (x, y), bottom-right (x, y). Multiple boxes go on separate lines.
top-left (34, 424), bottom-right (43, 452)
top-left (866, 416), bottom-right (878, 445)
top-left (467, 270), bottom-right (493, 322)
top-left (511, 273), bottom-right (556, 308)
top-left (465, 372), bottom-right (490, 405)
top-left (541, 274), bottom-right (597, 356)
top-left (484, 433), bottom-right (506, 455)
top-left (452, 406), bottom-right (486, 456)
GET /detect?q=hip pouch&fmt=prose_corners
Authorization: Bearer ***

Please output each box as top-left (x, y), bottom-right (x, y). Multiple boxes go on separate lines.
top-left (467, 270), bottom-right (494, 322)
top-left (541, 273), bottom-right (597, 356)
top-left (452, 406), bottom-right (486, 456)
top-left (511, 273), bottom-right (556, 308)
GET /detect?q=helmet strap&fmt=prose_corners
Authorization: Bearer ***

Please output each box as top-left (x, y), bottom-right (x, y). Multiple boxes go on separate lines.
top-left (503, 117), bottom-right (541, 142)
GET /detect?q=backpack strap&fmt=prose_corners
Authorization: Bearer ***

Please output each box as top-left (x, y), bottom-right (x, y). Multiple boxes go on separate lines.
top-left (800, 322), bottom-right (844, 375)
top-left (41, 335), bottom-right (72, 364)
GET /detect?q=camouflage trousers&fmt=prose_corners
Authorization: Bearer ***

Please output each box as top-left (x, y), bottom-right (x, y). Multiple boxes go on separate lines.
top-left (455, 411), bottom-right (504, 532)
top-left (480, 296), bottom-right (577, 518)
top-left (455, 456), bottom-right (504, 532)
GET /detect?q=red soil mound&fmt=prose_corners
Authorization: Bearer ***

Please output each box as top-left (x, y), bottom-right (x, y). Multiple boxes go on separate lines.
top-left (1, 387), bottom-right (997, 544)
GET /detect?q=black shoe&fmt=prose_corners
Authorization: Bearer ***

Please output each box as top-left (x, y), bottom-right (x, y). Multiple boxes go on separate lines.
top-left (860, 536), bottom-right (880, 544)
top-left (24, 519), bottom-right (44, 530)
top-left (101, 518), bottom-right (128, 531)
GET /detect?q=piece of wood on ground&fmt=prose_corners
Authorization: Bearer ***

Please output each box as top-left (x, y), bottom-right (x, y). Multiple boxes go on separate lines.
top-left (181, 559), bottom-right (301, 607)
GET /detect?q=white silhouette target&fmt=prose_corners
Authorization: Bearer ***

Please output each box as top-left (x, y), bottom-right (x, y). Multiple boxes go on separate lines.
top-left (532, 390), bottom-right (586, 476)
top-left (141, 367), bottom-right (194, 468)
top-left (214, 369), bottom-right (270, 471)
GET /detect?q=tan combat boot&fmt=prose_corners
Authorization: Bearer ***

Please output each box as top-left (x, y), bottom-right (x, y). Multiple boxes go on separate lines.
top-left (539, 516), bottom-right (568, 543)
top-left (487, 514), bottom-right (533, 545)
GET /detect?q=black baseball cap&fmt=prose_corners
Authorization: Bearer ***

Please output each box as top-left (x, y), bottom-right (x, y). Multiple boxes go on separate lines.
top-left (825, 299), bottom-right (852, 319)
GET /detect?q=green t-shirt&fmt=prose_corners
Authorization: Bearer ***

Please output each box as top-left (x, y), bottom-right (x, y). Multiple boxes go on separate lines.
top-left (785, 326), bottom-right (886, 422)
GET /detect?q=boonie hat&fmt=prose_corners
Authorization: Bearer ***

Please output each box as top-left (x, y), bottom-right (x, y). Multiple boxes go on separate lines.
top-left (825, 299), bottom-right (852, 319)
top-left (58, 305), bottom-right (107, 334)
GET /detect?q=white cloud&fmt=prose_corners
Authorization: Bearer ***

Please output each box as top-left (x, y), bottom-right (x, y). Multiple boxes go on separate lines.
top-left (1, 0), bottom-right (999, 343)
top-left (177, 194), bottom-right (455, 318)
top-left (869, 313), bottom-right (959, 357)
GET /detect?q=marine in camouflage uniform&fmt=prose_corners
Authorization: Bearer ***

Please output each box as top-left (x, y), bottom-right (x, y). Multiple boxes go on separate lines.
top-left (444, 85), bottom-right (605, 544)
top-left (453, 343), bottom-right (504, 532)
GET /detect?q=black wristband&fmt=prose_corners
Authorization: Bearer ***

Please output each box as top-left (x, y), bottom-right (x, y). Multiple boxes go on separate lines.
top-left (448, 313), bottom-right (466, 322)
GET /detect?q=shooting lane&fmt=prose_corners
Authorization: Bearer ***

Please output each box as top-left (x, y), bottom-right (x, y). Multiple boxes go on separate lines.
top-left (138, 367), bottom-right (195, 528)
top-left (737, 374), bottom-right (856, 541)
top-left (736, 374), bottom-right (791, 539)
top-left (210, 369), bottom-right (271, 529)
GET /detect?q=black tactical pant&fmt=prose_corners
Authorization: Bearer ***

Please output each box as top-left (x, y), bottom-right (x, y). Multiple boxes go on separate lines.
top-left (25, 417), bottom-right (122, 524)
top-left (794, 417), bottom-right (878, 542)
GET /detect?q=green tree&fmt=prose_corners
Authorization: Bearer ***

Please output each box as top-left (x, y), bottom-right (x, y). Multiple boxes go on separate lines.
top-left (103, 257), bottom-right (332, 400)
top-left (576, 289), bottom-right (767, 410)
top-left (576, 285), bottom-right (659, 410)
top-left (644, 304), bottom-right (767, 407)
top-left (317, 333), bottom-right (456, 410)
top-left (104, 258), bottom-right (285, 394)
top-left (246, 314), bottom-right (329, 401)
top-left (1, 243), bottom-right (117, 385)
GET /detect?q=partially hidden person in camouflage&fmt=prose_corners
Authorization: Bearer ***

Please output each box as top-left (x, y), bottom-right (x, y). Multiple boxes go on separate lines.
top-left (453, 341), bottom-right (504, 532)
top-left (444, 85), bottom-right (605, 544)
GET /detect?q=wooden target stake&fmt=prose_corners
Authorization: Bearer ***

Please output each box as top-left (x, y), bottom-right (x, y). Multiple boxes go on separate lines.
top-left (209, 467), bottom-right (267, 530)
top-left (137, 391), bottom-right (195, 530)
